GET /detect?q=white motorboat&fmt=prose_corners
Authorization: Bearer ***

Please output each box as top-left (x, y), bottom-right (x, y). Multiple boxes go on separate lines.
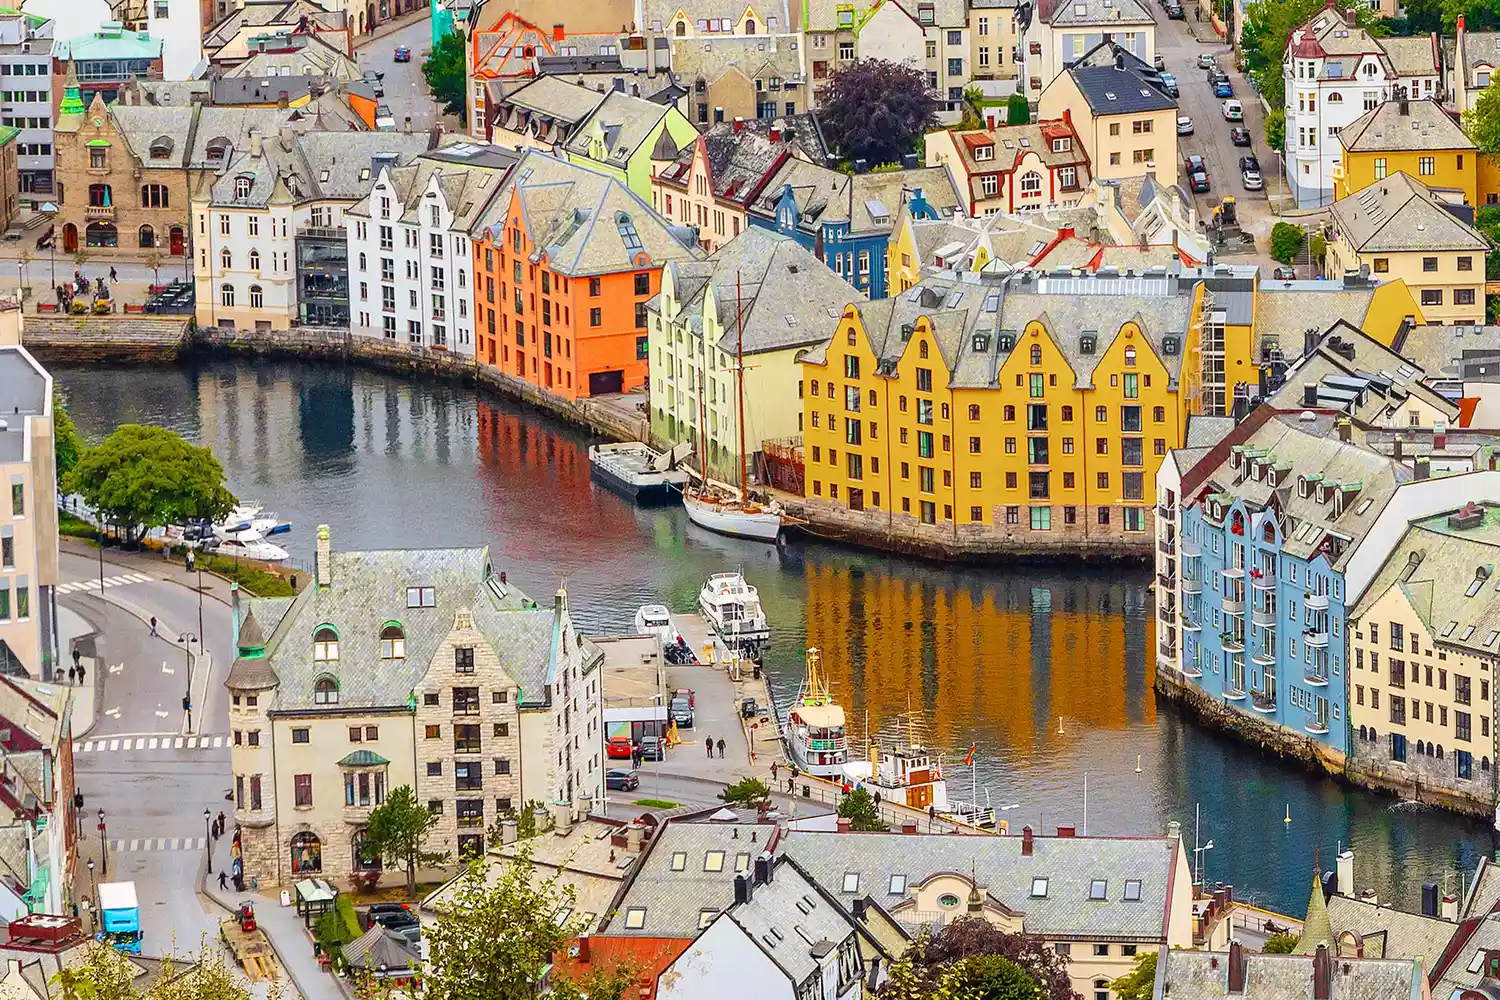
top-left (683, 489), bottom-right (784, 542)
top-left (591, 442), bottom-right (692, 505)
top-left (784, 647), bottom-right (848, 779)
top-left (217, 503), bottom-right (289, 536)
top-left (212, 527), bottom-right (290, 563)
top-left (698, 571), bottom-right (770, 660)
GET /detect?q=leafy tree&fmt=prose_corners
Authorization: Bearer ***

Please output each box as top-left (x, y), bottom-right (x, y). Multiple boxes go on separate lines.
top-left (721, 777), bottom-right (771, 807)
top-left (423, 30), bottom-right (467, 123)
top-left (63, 425), bottom-right (235, 546)
top-left (922, 919), bottom-right (1075, 1000)
top-left (1241, 0), bottom-right (1375, 106)
top-left (837, 787), bottom-right (888, 831)
top-left (144, 250), bottom-right (164, 288)
top-left (421, 846), bottom-right (635, 1000)
top-left (1465, 83), bottom-right (1500, 157)
top-left (879, 922), bottom-right (1075, 1000)
top-left (53, 389), bottom-right (83, 481)
top-left (1007, 92), bottom-right (1031, 125)
top-left (820, 59), bottom-right (938, 166)
top-left (1264, 107), bottom-right (1286, 154)
top-left (1270, 221), bottom-right (1306, 265)
top-left (1262, 933), bottom-right (1299, 953)
top-left (364, 784), bottom-right (449, 895)
top-left (55, 941), bottom-right (281, 1000)
top-left (949, 955), bottom-right (1042, 1000)
top-left (1109, 951), bottom-right (1157, 1000)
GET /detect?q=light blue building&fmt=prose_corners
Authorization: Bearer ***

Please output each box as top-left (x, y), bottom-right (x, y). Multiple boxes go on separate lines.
top-left (746, 161), bottom-right (960, 300)
top-left (1171, 412), bottom-right (1406, 758)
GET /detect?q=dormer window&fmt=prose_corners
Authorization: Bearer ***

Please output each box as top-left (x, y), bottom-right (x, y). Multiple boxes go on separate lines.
top-left (1089, 879), bottom-right (1108, 900)
top-left (974, 144), bottom-right (994, 161)
top-left (1052, 137), bottom-right (1071, 152)
top-left (313, 625), bottom-right (339, 663)
top-left (406, 586), bottom-right (436, 608)
top-left (234, 175), bottom-right (252, 200)
top-left (206, 138), bottom-right (230, 162)
top-left (380, 624), bottom-right (405, 660)
top-left (149, 136), bottom-right (172, 160)
top-left (314, 676), bottom-right (339, 705)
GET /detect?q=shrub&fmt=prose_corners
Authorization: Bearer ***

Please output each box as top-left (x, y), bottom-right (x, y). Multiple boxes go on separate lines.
top-left (91, 300), bottom-right (110, 315)
top-left (1006, 92), bottom-right (1030, 125)
top-left (1270, 222), bottom-right (1305, 264)
top-left (69, 301), bottom-right (87, 315)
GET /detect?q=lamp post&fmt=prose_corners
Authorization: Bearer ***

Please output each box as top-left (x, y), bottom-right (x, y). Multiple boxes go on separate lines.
top-left (1193, 839), bottom-right (1216, 888)
top-left (39, 201), bottom-right (56, 288)
top-left (180, 632), bottom-right (197, 734)
top-left (87, 858), bottom-right (97, 930)
top-left (97, 808), bottom-right (107, 877)
top-left (204, 809), bottom-right (213, 874)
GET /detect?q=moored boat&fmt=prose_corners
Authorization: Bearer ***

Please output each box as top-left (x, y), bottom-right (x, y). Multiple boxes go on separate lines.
top-left (590, 442), bottom-right (692, 505)
top-left (682, 489), bottom-right (784, 541)
top-left (784, 647), bottom-right (848, 778)
top-left (698, 571), bottom-right (770, 661)
top-left (842, 710), bottom-right (951, 815)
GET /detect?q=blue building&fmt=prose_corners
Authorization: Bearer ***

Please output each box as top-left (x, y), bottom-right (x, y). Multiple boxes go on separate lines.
top-left (1170, 412), bottom-right (1406, 759)
top-left (746, 161), bottom-right (960, 299)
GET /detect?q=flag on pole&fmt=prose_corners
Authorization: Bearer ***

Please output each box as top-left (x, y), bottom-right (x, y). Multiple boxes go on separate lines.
top-left (964, 742), bottom-right (977, 766)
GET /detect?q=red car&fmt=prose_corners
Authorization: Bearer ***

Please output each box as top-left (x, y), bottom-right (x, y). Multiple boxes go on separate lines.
top-left (607, 735), bottom-right (633, 759)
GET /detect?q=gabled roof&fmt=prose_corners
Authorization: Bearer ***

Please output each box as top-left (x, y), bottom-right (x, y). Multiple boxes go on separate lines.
top-left (347, 143), bottom-right (520, 229)
top-left (1157, 946), bottom-right (1422, 1000)
top-left (1338, 98), bottom-right (1473, 153)
top-left (561, 90), bottom-right (673, 166)
top-left (1063, 41), bottom-right (1177, 116)
top-left (1041, 0), bottom-right (1153, 27)
top-left (655, 115), bottom-right (829, 208)
top-left (1266, 319), bottom-right (1459, 426)
top-left (1330, 171), bottom-right (1488, 253)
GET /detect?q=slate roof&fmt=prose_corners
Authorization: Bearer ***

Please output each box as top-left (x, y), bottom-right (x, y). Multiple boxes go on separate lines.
top-left (752, 161), bottom-right (960, 237)
top-left (656, 115), bottom-right (830, 208)
top-left (483, 150), bottom-right (702, 276)
top-left (642, 0), bottom-right (792, 31)
top-left (1379, 35), bottom-right (1440, 77)
top-left (1252, 280), bottom-right (1382, 353)
top-left (668, 33), bottom-right (805, 91)
top-left (1459, 31), bottom-right (1500, 88)
top-left (1042, 0), bottom-right (1154, 27)
top-left (107, 104), bottom-right (194, 170)
top-left (502, 75), bottom-right (608, 126)
top-left (1331, 171), bottom-right (1487, 253)
top-left (561, 90), bottom-right (673, 166)
top-left (1065, 41), bottom-right (1177, 115)
top-left (1337, 98), bottom-right (1473, 153)
top-left (222, 34), bottom-right (358, 80)
top-left (1156, 948), bottom-right (1422, 1000)
top-left (196, 130), bottom-right (430, 209)
top-left (1324, 894), bottom-right (1458, 963)
top-left (720, 858), bottom-right (854, 985)
top-left (780, 829), bottom-right (1180, 940)
top-left (1267, 319), bottom-right (1458, 426)
top-left (608, 822), bottom-right (775, 937)
top-left (938, 122), bottom-right (1093, 205)
top-left (347, 144), bottom-right (520, 230)
top-left (1393, 321), bottom-right (1500, 378)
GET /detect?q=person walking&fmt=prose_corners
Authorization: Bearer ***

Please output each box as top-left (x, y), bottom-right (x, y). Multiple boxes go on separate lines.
top-left (217, 811), bottom-right (226, 837)
top-left (54, 285), bottom-right (63, 307)
top-left (67, 665), bottom-right (75, 685)
top-left (76, 662), bottom-right (86, 685)
top-left (218, 871), bottom-right (228, 890)
top-left (716, 737), bottom-right (725, 758)
top-left (72, 644), bottom-right (80, 671)
top-left (770, 761), bottom-right (778, 781)
top-left (149, 616), bottom-right (158, 637)
top-left (873, 791), bottom-right (882, 809)
top-left (705, 737), bottom-right (714, 758)
top-left (108, 266), bottom-right (117, 284)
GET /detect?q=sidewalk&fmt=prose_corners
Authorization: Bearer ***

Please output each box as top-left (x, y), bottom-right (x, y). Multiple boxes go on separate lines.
top-left (357, 7), bottom-right (430, 48)
top-left (60, 537), bottom-right (238, 608)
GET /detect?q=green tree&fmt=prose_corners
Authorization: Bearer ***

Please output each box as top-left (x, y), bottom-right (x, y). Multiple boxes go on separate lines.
top-left (364, 784), bottom-right (449, 895)
top-left (55, 941), bottom-right (279, 1000)
top-left (948, 955), bottom-right (1042, 1000)
top-left (422, 30), bottom-right (467, 123)
top-left (53, 389), bottom-right (83, 481)
top-left (820, 59), bottom-right (938, 166)
top-left (1465, 82), bottom-right (1500, 156)
top-left (1262, 933), bottom-right (1299, 953)
top-left (1110, 951), bottom-right (1157, 1000)
top-left (143, 250), bottom-right (164, 288)
top-left (721, 777), bottom-right (771, 807)
top-left (837, 786), bottom-right (888, 831)
top-left (1264, 107), bottom-right (1286, 154)
top-left (62, 425), bottom-right (235, 546)
top-left (421, 846), bottom-right (635, 1000)
top-left (1007, 93), bottom-right (1031, 125)
top-left (1241, 0), bottom-right (1375, 106)
top-left (1270, 221), bottom-right (1306, 265)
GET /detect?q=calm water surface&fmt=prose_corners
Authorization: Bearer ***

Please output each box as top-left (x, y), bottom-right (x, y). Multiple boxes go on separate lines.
top-left (58, 358), bottom-right (1497, 915)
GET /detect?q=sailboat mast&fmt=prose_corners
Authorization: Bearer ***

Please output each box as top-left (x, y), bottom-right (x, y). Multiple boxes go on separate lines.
top-left (697, 369), bottom-right (709, 483)
top-left (736, 272), bottom-right (748, 500)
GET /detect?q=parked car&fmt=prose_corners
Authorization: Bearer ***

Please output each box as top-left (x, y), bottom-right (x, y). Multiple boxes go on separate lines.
top-left (372, 910), bottom-right (420, 944)
top-left (607, 735), bottom-right (634, 759)
top-left (1154, 52), bottom-right (1166, 71)
top-left (365, 903), bottom-right (412, 930)
top-left (1214, 78), bottom-right (1234, 98)
top-left (1222, 99), bottom-right (1244, 120)
top-left (394, 45), bottom-right (411, 62)
top-left (671, 688), bottom-right (696, 708)
top-left (1229, 125), bottom-right (1252, 146)
top-left (374, 104), bottom-right (396, 131)
top-left (1176, 115), bottom-right (1194, 135)
top-left (1189, 171), bottom-right (1211, 193)
top-left (1239, 154), bottom-right (1261, 174)
top-left (1159, 72), bottom-right (1178, 96)
top-left (1273, 265), bottom-right (1297, 280)
top-left (1165, 2), bottom-right (1184, 17)
top-left (639, 735), bottom-right (665, 761)
top-left (606, 769), bottom-right (640, 791)
top-left (1183, 157), bottom-right (1210, 193)
top-left (670, 693), bottom-right (694, 728)
top-left (362, 70), bottom-right (385, 98)
top-left (1241, 167), bottom-right (1263, 190)
top-left (1197, 53), bottom-right (1217, 70)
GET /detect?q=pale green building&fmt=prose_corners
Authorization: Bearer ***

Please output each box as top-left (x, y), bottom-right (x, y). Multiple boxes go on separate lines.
top-left (562, 90), bottom-right (700, 203)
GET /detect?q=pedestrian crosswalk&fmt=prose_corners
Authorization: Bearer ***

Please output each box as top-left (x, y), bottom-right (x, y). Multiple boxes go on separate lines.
top-left (56, 572), bottom-right (154, 594)
top-left (74, 735), bottom-right (227, 753)
top-left (107, 837), bottom-right (208, 853)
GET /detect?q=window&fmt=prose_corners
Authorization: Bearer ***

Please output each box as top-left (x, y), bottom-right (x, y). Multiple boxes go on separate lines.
top-left (1089, 879), bottom-right (1108, 900)
top-left (314, 677), bottom-right (339, 705)
top-left (1031, 877), bottom-right (1048, 897)
top-left (294, 774), bottom-right (312, 807)
top-left (455, 646), bottom-right (475, 673)
top-left (249, 285), bottom-right (263, 309)
top-left (1124, 879), bottom-right (1141, 901)
top-left (220, 283), bottom-right (234, 307)
top-left (291, 727), bottom-right (309, 744)
top-left (704, 851), bottom-right (725, 872)
top-left (1420, 156), bottom-right (1435, 175)
top-left (624, 908), bottom-right (647, 929)
top-left (406, 586), bottom-right (436, 607)
top-left (889, 875), bottom-right (907, 894)
top-left (313, 626), bottom-right (339, 662)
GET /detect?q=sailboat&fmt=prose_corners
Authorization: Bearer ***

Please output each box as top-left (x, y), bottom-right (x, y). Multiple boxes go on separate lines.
top-left (681, 274), bottom-right (788, 543)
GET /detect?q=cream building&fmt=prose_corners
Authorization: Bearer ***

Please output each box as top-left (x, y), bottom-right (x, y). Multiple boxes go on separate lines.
top-left (1038, 42), bottom-right (1179, 187)
top-left (968, 0), bottom-right (1020, 86)
top-left (1019, 0), bottom-right (1155, 97)
top-left (1324, 172), bottom-right (1488, 325)
top-left (226, 526), bottom-right (604, 887)
top-left (1347, 500), bottom-right (1500, 814)
top-left (647, 227), bottom-right (861, 482)
top-left (799, 0), bottom-right (970, 119)
top-left (0, 305), bottom-right (58, 681)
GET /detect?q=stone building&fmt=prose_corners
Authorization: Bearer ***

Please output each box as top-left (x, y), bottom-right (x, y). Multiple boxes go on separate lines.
top-left (226, 526), bottom-right (604, 888)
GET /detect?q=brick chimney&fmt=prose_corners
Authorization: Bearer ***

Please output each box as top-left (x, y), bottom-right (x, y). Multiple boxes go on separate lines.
top-left (1227, 940), bottom-right (1246, 994)
top-left (315, 524), bottom-right (332, 588)
top-left (733, 117), bottom-right (745, 134)
top-left (1021, 825), bottom-right (1034, 856)
top-left (1344, 6), bottom-right (1356, 25)
top-left (1312, 944), bottom-right (1332, 1000)
top-left (837, 817), bottom-right (852, 833)
top-left (578, 932), bottom-right (591, 964)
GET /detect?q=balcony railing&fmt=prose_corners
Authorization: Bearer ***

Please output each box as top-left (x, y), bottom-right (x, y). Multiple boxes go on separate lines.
top-left (1305, 629), bottom-right (1329, 647)
top-left (1182, 659), bottom-right (1202, 678)
top-left (1307, 592), bottom-right (1330, 611)
top-left (297, 225), bottom-right (346, 239)
top-left (1304, 668), bottom-right (1329, 687)
top-left (1182, 574), bottom-right (1202, 595)
top-left (1181, 614), bottom-right (1201, 632)
top-left (1158, 503), bottom-right (1177, 520)
top-left (1222, 597), bottom-right (1245, 615)
top-left (1251, 606), bottom-right (1277, 627)
top-left (1251, 568), bottom-right (1276, 590)
top-left (1251, 689), bottom-right (1277, 713)
top-left (85, 204), bottom-right (114, 220)
top-left (1224, 685), bottom-right (1246, 701)
top-left (1222, 632), bottom-right (1245, 653)
top-left (1158, 640), bottom-right (1177, 660)
top-left (1252, 646), bottom-right (1277, 666)
top-left (1306, 717), bottom-right (1329, 735)
top-left (1158, 603), bottom-right (1178, 621)
top-left (1158, 536), bottom-right (1176, 556)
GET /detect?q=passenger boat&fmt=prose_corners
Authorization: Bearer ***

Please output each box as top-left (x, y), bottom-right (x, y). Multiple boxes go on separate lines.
top-left (634, 604), bottom-right (697, 663)
top-left (784, 647), bottom-right (848, 779)
top-left (842, 709), bottom-right (951, 815)
top-left (698, 571), bottom-right (770, 661)
top-left (590, 442), bottom-right (691, 505)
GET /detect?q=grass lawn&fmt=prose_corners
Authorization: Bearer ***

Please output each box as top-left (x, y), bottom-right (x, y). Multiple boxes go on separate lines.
top-left (635, 798), bottom-right (681, 809)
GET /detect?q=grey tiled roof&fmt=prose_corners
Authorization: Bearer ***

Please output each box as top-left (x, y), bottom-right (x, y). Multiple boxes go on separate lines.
top-left (642, 0), bottom-right (792, 31)
top-left (108, 104), bottom-right (194, 170)
top-left (608, 822), bottom-right (774, 937)
top-left (669, 34), bottom-right (805, 90)
top-left (198, 130), bottom-right (430, 209)
top-left (752, 162), bottom-right (960, 237)
top-left (1065, 42), bottom-right (1176, 115)
top-left (781, 830), bottom-right (1180, 939)
top-left (1324, 894), bottom-right (1458, 963)
top-left (1459, 32), bottom-right (1500, 88)
top-left (223, 35), bottom-right (359, 80)
top-left (561, 91), bottom-right (672, 166)
top-left (1378, 35), bottom-right (1440, 77)
top-left (656, 116), bottom-right (830, 208)
top-left (1157, 949), bottom-right (1421, 1000)
top-left (503, 76), bottom-right (609, 125)
top-left (1251, 281), bottom-right (1381, 351)
top-left (724, 859), bottom-right (854, 985)
top-left (1267, 320), bottom-right (1458, 426)
top-left (1330, 171), bottom-right (1487, 253)
top-left (348, 144), bottom-right (520, 230)
top-left (1042, 0), bottom-right (1154, 27)
top-left (1337, 99), bottom-right (1473, 153)
top-left (1394, 321), bottom-right (1500, 378)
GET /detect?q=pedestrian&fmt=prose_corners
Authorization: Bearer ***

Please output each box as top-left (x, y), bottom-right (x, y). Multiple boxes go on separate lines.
top-left (787, 775), bottom-right (795, 793)
top-left (72, 644), bottom-right (80, 670)
top-left (76, 662), bottom-right (85, 685)
top-left (54, 284), bottom-right (63, 307)
top-left (873, 791), bottom-right (882, 808)
top-left (717, 737), bottom-right (725, 758)
top-left (217, 810), bottom-right (226, 836)
top-left (109, 266), bottom-right (117, 283)
top-left (186, 549), bottom-right (195, 572)
top-left (705, 737), bottom-right (714, 758)
top-left (67, 665), bottom-right (75, 685)
top-left (770, 761), bottom-right (778, 781)
top-left (218, 871), bottom-right (227, 890)
top-left (149, 616), bottom-right (158, 637)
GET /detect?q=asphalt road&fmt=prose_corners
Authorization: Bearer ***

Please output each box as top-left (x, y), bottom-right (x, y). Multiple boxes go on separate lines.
top-left (355, 17), bottom-right (456, 136)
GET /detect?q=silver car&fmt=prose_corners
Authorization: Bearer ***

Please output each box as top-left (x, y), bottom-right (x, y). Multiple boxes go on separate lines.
top-left (1242, 168), bottom-right (1263, 190)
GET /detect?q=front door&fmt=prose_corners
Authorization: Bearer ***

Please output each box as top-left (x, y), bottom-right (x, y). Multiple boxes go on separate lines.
top-left (61, 223), bottom-right (76, 254)
top-left (169, 226), bottom-right (184, 256)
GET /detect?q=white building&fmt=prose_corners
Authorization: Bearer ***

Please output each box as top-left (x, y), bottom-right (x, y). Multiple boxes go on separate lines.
top-left (1282, 4), bottom-right (1440, 207)
top-left (146, 0), bottom-right (205, 80)
top-left (1019, 0), bottom-right (1156, 98)
top-left (344, 144), bottom-right (520, 357)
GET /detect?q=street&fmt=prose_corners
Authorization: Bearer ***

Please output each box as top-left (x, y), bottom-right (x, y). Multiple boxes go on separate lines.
top-left (355, 16), bottom-right (460, 137)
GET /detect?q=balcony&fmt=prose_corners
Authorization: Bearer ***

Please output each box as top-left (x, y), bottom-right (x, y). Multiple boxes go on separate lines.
top-left (1157, 602), bottom-right (1178, 622)
top-left (1181, 614), bottom-right (1201, 633)
top-left (343, 802), bottom-right (374, 825)
top-left (1158, 503), bottom-right (1177, 520)
top-left (1182, 574), bottom-right (1202, 595)
top-left (1181, 538), bottom-right (1201, 558)
top-left (1252, 605), bottom-right (1277, 627)
top-left (1182, 659), bottom-right (1202, 679)
top-left (1305, 717), bottom-right (1330, 735)
top-left (1251, 689), bottom-right (1278, 714)
top-left (1158, 571), bottom-right (1175, 590)
top-left (1251, 567), bottom-right (1276, 590)
top-left (1222, 596), bottom-right (1245, 615)
top-left (1304, 668), bottom-right (1329, 687)
top-left (1224, 685), bottom-right (1246, 701)
top-left (1305, 629), bottom-right (1329, 647)
top-left (1221, 632), bottom-right (1245, 653)
top-left (1307, 592), bottom-right (1330, 611)
top-left (85, 204), bottom-right (114, 220)
top-left (1252, 647), bottom-right (1277, 666)
top-left (297, 224), bottom-right (346, 239)
top-left (1158, 639), bottom-right (1177, 660)
top-left (1158, 536), bottom-right (1176, 556)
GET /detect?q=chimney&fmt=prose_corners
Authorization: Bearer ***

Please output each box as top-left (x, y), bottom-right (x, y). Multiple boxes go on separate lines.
top-left (732, 117), bottom-right (745, 133)
top-left (901, 821), bottom-right (917, 834)
top-left (1393, 437), bottom-right (1403, 461)
top-left (1021, 825), bottom-right (1034, 856)
top-left (1344, 6), bottom-right (1356, 25)
top-left (1336, 850), bottom-right (1353, 898)
top-left (759, 850), bottom-right (774, 882)
top-left (1302, 383), bottom-right (1317, 407)
top-left (754, 854), bottom-right (772, 884)
top-left (1435, 419), bottom-right (1448, 451)
top-left (1399, 96), bottom-right (1410, 116)
top-left (501, 818), bottom-right (518, 844)
top-left (1442, 893), bottom-right (1460, 921)
top-left (1227, 940), bottom-right (1246, 994)
top-left (1422, 882), bottom-right (1440, 916)
top-left (1337, 419), bottom-right (1351, 443)
top-left (837, 817), bottom-right (852, 833)
top-left (1415, 456), bottom-right (1431, 480)
top-left (769, 121), bottom-right (782, 143)
top-left (1114, 50), bottom-right (1125, 70)
top-left (1056, 825), bottom-right (1076, 837)
top-left (1167, 820), bottom-right (1182, 842)
top-left (626, 824), bottom-right (644, 853)
top-left (852, 898), bottom-right (866, 919)
top-left (279, 122), bottom-right (295, 150)
top-left (553, 22), bottom-right (565, 41)
top-left (733, 871), bottom-right (754, 905)
top-left (249, 128), bottom-right (263, 157)
top-left (577, 932), bottom-right (591, 964)
top-left (315, 524), bottom-right (332, 588)
top-left (1312, 944), bottom-right (1332, 1000)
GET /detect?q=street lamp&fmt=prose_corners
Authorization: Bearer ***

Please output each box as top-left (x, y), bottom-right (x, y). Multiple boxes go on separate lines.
top-left (97, 808), bottom-right (107, 877)
top-left (39, 201), bottom-right (56, 289)
top-left (204, 809), bottom-right (212, 874)
top-left (1193, 839), bottom-right (1216, 887)
top-left (180, 633), bottom-right (197, 734)
top-left (87, 858), bottom-right (97, 930)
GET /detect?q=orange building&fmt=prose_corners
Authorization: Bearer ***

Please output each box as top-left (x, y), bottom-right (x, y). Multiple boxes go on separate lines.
top-left (472, 151), bottom-right (702, 399)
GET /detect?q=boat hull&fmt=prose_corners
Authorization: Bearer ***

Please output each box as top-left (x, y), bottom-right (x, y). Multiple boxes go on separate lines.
top-left (589, 445), bottom-right (689, 507)
top-left (682, 494), bottom-right (781, 541)
top-left (786, 739), bottom-right (847, 779)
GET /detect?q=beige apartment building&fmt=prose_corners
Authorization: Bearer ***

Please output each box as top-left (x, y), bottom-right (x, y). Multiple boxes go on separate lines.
top-left (227, 526), bottom-right (603, 887)
top-left (1038, 42), bottom-right (1179, 187)
top-left (969, 0), bottom-right (1019, 85)
top-left (1347, 501), bottom-right (1500, 814)
top-left (0, 303), bottom-right (58, 681)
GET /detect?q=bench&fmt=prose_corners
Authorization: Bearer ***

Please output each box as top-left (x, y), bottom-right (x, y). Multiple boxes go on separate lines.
top-left (124, 304), bottom-right (144, 314)
top-left (35, 302), bottom-right (56, 313)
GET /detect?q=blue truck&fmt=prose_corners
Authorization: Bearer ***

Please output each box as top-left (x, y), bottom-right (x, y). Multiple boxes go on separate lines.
top-left (97, 881), bottom-right (142, 954)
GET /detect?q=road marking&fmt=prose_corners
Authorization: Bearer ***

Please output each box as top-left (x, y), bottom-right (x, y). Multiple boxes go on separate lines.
top-left (154, 710), bottom-right (168, 718)
top-left (128, 839), bottom-right (139, 851)
top-left (108, 740), bottom-right (119, 751)
top-left (105, 707), bottom-right (121, 718)
top-left (174, 738), bottom-right (183, 749)
top-left (186, 737), bottom-right (197, 748)
top-left (211, 737), bottom-right (224, 748)
top-left (147, 738), bottom-right (158, 750)
top-left (161, 663), bottom-right (174, 675)
top-left (124, 573), bottom-right (151, 583)
top-left (108, 663), bottom-right (123, 674)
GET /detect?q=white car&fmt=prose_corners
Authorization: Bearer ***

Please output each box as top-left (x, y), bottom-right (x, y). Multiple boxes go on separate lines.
top-left (1242, 168), bottom-right (1263, 190)
top-left (1197, 52), bottom-right (1217, 70)
top-left (1177, 115), bottom-right (1194, 135)
top-left (1222, 99), bottom-right (1244, 121)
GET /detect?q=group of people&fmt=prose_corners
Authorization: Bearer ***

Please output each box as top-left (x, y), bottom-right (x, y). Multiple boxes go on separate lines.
top-left (52, 269), bottom-right (115, 311)
top-left (65, 645), bottom-right (87, 686)
top-left (703, 736), bottom-right (727, 758)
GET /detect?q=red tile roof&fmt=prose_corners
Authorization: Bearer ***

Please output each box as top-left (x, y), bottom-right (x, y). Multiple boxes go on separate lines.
top-left (552, 936), bottom-right (693, 999)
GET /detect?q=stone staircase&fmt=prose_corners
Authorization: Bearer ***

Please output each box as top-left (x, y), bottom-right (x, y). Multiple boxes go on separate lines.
top-left (21, 313), bottom-right (191, 362)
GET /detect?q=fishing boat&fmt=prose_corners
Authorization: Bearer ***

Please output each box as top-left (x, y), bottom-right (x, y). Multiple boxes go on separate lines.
top-left (784, 647), bottom-right (848, 779)
top-left (590, 442), bottom-right (692, 505)
top-left (698, 571), bottom-right (770, 661)
top-left (680, 274), bottom-right (789, 542)
top-left (842, 708), bottom-right (951, 815)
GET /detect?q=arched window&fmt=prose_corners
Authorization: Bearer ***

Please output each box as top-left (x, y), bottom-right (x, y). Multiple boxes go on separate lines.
top-left (313, 626), bottom-right (339, 663)
top-left (1262, 522), bottom-right (1276, 543)
top-left (1093, 979), bottom-right (1109, 1000)
top-left (220, 248), bottom-right (232, 270)
top-left (1328, 92), bottom-right (1343, 103)
top-left (615, 211), bottom-right (642, 252)
top-left (248, 248), bottom-right (261, 271)
top-left (919, 341), bottom-right (929, 359)
top-left (148, 136), bottom-right (173, 160)
top-left (745, 17), bottom-right (755, 32)
top-left (380, 624), bottom-right (405, 660)
top-left (1030, 344), bottom-right (1042, 365)
top-left (290, 832), bottom-right (322, 874)
top-left (220, 283), bottom-right (234, 307)
top-left (234, 175), bottom-right (252, 200)
top-left (1358, 725), bottom-right (1367, 740)
top-left (358, 252), bottom-right (367, 272)
top-left (675, 18), bottom-right (686, 34)
top-left (1437, 744), bottom-right (1445, 760)
top-left (138, 224), bottom-right (155, 248)
top-left (1484, 757), bottom-right (1491, 772)
top-left (249, 284), bottom-right (263, 308)
top-left (206, 137), bottom-right (231, 161)
top-left (1124, 345), bottom-right (1137, 367)
top-left (1019, 171), bottom-right (1042, 194)
top-left (352, 829), bottom-right (381, 871)
top-left (1369, 727), bottom-right (1376, 741)
top-left (314, 677), bottom-right (339, 704)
